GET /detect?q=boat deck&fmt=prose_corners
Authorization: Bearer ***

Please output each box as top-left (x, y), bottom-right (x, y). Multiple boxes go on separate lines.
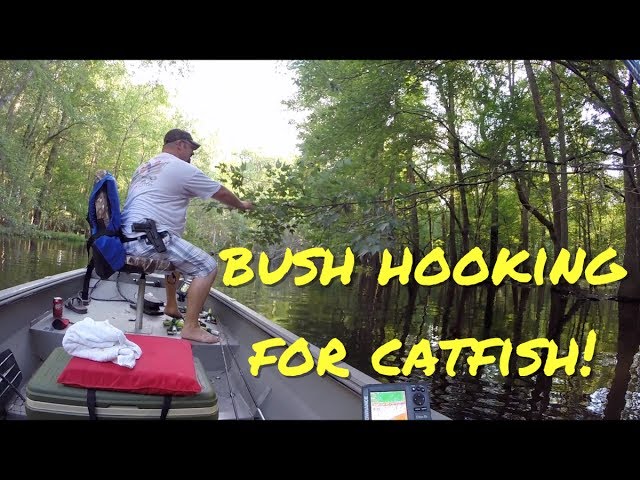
top-left (2, 269), bottom-right (449, 420)
top-left (6, 273), bottom-right (257, 420)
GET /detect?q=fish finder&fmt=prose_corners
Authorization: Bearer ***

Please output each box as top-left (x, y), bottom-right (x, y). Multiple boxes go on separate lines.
top-left (362, 382), bottom-right (432, 420)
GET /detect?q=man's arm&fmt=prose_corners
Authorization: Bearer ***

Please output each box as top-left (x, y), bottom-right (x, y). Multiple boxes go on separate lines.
top-left (212, 185), bottom-right (254, 211)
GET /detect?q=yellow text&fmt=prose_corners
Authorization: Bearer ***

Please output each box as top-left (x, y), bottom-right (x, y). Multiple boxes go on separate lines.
top-left (248, 331), bottom-right (597, 379)
top-left (219, 247), bottom-right (626, 287)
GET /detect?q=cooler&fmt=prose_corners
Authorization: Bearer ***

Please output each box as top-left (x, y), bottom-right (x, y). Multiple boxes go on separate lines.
top-left (25, 347), bottom-right (218, 420)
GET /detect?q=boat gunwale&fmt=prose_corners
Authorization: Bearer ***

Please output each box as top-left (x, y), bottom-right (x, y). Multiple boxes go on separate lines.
top-left (0, 268), bottom-right (86, 307)
top-left (211, 288), bottom-right (380, 394)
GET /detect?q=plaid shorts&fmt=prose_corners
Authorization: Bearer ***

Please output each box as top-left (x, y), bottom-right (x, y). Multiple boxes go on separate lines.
top-left (123, 232), bottom-right (217, 278)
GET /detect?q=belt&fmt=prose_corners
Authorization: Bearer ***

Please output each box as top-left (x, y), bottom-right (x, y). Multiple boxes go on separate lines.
top-left (121, 231), bottom-right (169, 243)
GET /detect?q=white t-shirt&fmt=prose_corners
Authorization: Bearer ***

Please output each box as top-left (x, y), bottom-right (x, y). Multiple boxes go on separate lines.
top-left (121, 152), bottom-right (221, 237)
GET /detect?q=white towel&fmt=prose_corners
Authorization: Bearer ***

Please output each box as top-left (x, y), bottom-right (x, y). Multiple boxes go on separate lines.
top-left (62, 317), bottom-right (142, 369)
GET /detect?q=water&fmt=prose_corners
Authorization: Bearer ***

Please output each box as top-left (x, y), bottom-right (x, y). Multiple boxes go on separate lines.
top-left (217, 273), bottom-right (639, 420)
top-left (1, 235), bottom-right (638, 420)
top-left (0, 235), bottom-right (87, 290)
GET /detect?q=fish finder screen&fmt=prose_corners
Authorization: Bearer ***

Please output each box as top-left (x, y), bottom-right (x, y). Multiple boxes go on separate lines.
top-left (370, 390), bottom-right (408, 420)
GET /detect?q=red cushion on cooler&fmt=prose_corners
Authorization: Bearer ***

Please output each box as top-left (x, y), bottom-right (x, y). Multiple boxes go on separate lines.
top-left (57, 334), bottom-right (201, 396)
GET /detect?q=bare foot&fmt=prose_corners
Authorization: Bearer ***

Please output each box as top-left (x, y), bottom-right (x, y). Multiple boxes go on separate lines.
top-left (164, 308), bottom-right (184, 319)
top-left (180, 326), bottom-right (220, 344)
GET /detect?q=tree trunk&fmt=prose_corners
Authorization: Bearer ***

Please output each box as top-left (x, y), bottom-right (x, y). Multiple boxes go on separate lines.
top-left (551, 62), bottom-right (569, 251)
top-left (0, 61), bottom-right (34, 112)
top-left (32, 112), bottom-right (67, 227)
top-left (405, 150), bottom-right (420, 261)
top-left (23, 90), bottom-right (47, 150)
top-left (524, 60), bottom-right (563, 257)
top-left (448, 163), bottom-right (458, 265)
top-left (445, 77), bottom-right (470, 254)
top-left (488, 178), bottom-right (499, 271)
top-left (605, 61), bottom-right (640, 300)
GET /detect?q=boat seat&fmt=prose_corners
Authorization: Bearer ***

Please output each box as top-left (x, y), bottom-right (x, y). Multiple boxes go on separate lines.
top-left (93, 171), bottom-right (174, 277)
top-left (79, 170), bottom-right (175, 334)
top-left (123, 256), bottom-right (173, 274)
top-left (119, 255), bottom-right (175, 334)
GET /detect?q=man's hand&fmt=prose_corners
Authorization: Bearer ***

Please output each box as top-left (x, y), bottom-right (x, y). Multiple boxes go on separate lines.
top-left (212, 186), bottom-right (255, 211)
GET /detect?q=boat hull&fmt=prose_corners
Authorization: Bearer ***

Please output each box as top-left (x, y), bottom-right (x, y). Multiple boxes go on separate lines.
top-left (0, 269), bottom-right (448, 420)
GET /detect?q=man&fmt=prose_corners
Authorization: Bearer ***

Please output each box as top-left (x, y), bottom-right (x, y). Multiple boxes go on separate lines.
top-left (121, 129), bottom-right (253, 343)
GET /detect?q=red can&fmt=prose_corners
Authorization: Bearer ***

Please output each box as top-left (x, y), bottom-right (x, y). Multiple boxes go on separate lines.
top-left (53, 297), bottom-right (63, 319)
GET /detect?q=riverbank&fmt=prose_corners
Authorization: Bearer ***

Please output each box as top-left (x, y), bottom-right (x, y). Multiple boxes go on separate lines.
top-left (0, 226), bottom-right (85, 243)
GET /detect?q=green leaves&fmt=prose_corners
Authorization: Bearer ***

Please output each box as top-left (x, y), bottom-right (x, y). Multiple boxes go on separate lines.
top-left (0, 59), bottom-right (633, 271)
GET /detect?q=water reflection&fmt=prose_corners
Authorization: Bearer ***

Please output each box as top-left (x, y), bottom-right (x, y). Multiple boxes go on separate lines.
top-left (0, 235), bottom-right (86, 290)
top-left (218, 272), bottom-right (638, 420)
top-left (603, 302), bottom-right (640, 419)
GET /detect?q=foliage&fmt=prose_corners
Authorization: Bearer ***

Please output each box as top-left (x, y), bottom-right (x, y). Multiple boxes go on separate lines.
top-left (0, 59), bottom-right (636, 285)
